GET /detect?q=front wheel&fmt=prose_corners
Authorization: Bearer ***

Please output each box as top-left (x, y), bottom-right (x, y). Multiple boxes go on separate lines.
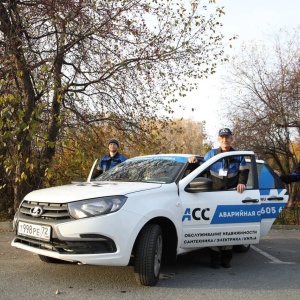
top-left (134, 224), bottom-right (163, 286)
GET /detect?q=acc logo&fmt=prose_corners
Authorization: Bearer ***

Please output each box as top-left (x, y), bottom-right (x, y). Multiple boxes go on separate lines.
top-left (30, 206), bottom-right (44, 217)
top-left (182, 208), bottom-right (210, 222)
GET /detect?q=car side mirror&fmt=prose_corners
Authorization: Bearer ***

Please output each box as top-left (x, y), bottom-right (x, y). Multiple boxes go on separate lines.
top-left (185, 177), bottom-right (213, 193)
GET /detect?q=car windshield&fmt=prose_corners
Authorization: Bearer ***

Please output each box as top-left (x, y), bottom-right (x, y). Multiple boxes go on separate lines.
top-left (94, 156), bottom-right (188, 183)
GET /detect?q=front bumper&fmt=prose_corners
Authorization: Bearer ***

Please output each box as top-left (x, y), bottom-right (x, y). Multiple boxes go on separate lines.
top-left (11, 209), bottom-right (146, 266)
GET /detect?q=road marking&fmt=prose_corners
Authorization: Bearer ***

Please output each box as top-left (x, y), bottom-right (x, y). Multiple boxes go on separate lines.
top-left (251, 245), bottom-right (295, 264)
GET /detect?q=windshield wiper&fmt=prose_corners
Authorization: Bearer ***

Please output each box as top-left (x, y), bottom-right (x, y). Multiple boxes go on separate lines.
top-left (108, 178), bottom-right (135, 182)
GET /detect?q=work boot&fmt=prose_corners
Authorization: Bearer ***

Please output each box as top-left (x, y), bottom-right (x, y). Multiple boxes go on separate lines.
top-left (209, 249), bottom-right (221, 269)
top-left (221, 250), bottom-right (232, 268)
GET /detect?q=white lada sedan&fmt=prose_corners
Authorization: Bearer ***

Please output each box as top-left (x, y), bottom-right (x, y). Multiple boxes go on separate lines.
top-left (11, 151), bottom-right (288, 286)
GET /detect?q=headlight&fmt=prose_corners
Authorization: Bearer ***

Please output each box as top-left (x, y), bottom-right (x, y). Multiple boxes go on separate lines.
top-left (68, 196), bottom-right (127, 219)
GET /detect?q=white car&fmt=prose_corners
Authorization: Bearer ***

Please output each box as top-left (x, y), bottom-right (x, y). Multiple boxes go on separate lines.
top-left (11, 151), bottom-right (288, 286)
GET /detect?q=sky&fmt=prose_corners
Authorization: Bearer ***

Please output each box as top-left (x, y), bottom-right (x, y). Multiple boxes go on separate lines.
top-left (172, 0), bottom-right (300, 144)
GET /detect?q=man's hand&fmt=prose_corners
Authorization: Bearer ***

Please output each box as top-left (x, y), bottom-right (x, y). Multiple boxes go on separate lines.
top-left (188, 156), bottom-right (198, 163)
top-left (237, 183), bottom-right (246, 193)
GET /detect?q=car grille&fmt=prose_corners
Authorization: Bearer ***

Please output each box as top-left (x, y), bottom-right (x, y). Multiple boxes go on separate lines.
top-left (20, 200), bottom-right (71, 220)
top-left (14, 236), bottom-right (117, 254)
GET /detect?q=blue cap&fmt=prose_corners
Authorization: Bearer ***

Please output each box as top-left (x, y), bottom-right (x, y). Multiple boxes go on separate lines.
top-left (219, 128), bottom-right (232, 136)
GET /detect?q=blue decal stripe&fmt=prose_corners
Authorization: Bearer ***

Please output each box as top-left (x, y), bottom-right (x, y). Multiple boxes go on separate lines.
top-left (211, 205), bottom-right (261, 224)
top-left (259, 189), bottom-right (271, 195)
top-left (260, 203), bottom-right (286, 219)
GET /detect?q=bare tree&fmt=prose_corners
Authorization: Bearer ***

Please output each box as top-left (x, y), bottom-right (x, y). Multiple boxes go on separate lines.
top-left (221, 28), bottom-right (300, 203)
top-left (0, 0), bottom-right (228, 210)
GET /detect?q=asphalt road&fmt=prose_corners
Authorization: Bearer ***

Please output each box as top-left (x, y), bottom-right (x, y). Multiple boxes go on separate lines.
top-left (1, 227), bottom-right (299, 300)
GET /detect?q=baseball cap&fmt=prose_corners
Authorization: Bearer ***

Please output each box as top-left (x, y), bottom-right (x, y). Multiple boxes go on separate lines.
top-left (218, 128), bottom-right (232, 136)
top-left (108, 138), bottom-right (119, 147)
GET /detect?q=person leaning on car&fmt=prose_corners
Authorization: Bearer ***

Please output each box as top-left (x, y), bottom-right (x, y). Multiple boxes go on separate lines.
top-left (188, 128), bottom-right (249, 269)
top-left (92, 138), bottom-right (127, 178)
top-left (276, 162), bottom-right (300, 184)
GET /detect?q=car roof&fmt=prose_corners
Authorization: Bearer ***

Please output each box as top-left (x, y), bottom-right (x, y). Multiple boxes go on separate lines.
top-left (140, 153), bottom-right (201, 158)
top-left (246, 158), bottom-right (265, 164)
top-left (132, 154), bottom-right (204, 160)
top-left (128, 153), bottom-right (267, 165)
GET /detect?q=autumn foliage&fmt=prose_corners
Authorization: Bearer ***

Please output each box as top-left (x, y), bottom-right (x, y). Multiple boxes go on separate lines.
top-left (0, 0), bottom-right (227, 212)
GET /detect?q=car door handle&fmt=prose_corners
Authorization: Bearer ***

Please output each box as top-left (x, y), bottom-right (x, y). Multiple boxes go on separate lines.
top-left (267, 197), bottom-right (284, 201)
top-left (242, 199), bottom-right (259, 203)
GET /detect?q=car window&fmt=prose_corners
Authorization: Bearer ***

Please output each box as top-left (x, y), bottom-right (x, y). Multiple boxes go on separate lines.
top-left (246, 161), bottom-right (286, 190)
top-left (256, 163), bottom-right (275, 189)
top-left (246, 162), bottom-right (253, 189)
top-left (197, 154), bottom-right (251, 192)
top-left (256, 163), bottom-right (286, 189)
top-left (95, 157), bottom-right (186, 183)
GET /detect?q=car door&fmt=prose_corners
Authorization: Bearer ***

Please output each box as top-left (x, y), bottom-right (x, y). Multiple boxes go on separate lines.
top-left (87, 159), bottom-right (99, 181)
top-left (178, 151), bottom-right (261, 250)
top-left (256, 161), bottom-right (289, 236)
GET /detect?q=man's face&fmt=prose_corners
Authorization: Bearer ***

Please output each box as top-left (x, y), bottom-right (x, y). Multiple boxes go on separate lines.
top-left (109, 143), bottom-right (118, 153)
top-left (218, 135), bottom-right (233, 150)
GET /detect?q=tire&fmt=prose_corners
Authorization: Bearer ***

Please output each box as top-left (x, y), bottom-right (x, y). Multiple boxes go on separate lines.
top-left (38, 255), bottom-right (63, 263)
top-left (233, 244), bottom-right (250, 253)
top-left (134, 224), bottom-right (163, 286)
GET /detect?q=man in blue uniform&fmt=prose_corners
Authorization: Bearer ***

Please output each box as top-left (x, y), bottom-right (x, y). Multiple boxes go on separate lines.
top-left (93, 138), bottom-right (127, 178)
top-left (189, 128), bottom-right (249, 268)
top-left (204, 128), bottom-right (249, 192)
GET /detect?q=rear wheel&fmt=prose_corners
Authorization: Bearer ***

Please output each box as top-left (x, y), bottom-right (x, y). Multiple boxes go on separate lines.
top-left (134, 224), bottom-right (163, 286)
top-left (233, 244), bottom-right (250, 253)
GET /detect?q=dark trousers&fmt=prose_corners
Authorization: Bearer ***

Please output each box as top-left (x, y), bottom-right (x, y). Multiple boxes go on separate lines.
top-left (209, 246), bottom-right (232, 268)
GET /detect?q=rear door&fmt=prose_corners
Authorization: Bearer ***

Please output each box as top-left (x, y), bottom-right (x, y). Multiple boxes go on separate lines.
top-left (178, 151), bottom-right (262, 250)
top-left (256, 161), bottom-right (289, 237)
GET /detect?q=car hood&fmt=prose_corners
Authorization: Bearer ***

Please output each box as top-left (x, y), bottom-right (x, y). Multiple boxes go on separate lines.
top-left (24, 181), bottom-right (162, 203)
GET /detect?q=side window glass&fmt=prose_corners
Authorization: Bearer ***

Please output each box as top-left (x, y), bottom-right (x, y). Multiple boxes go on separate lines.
top-left (197, 165), bottom-right (211, 179)
top-left (183, 163), bottom-right (199, 178)
top-left (257, 164), bottom-right (273, 189)
top-left (198, 154), bottom-right (250, 191)
top-left (246, 161), bottom-right (253, 189)
top-left (256, 163), bottom-right (286, 189)
top-left (182, 157), bottom-right (204, 179)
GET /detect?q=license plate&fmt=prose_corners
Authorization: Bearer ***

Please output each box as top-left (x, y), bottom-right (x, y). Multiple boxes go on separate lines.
top-left (18, 221), bottom-right (51, 241)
